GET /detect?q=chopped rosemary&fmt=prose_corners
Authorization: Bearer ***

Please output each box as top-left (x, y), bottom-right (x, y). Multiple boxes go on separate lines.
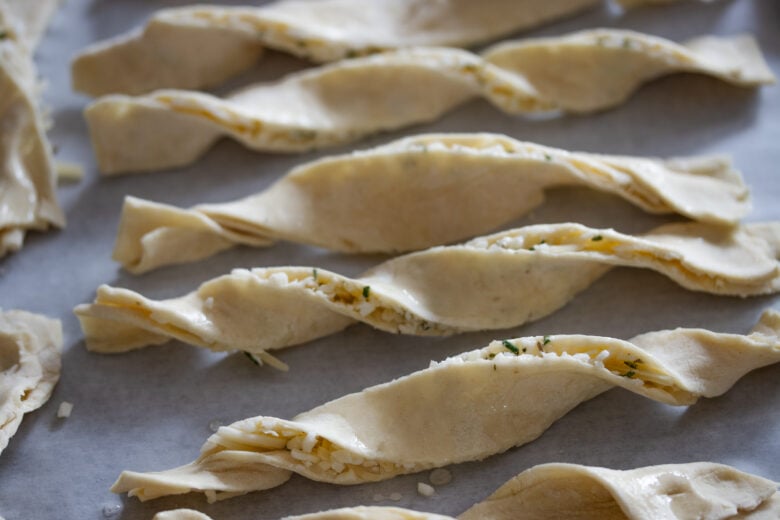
top-left (591, 235), bottom-right (603, 241)
top-left (488, 352), bottom-right (496, 359)
top-left (624, 360), bottom-right (638, 370)
top-left (362, 285), bottom-right (371, 298)
top-left (528, 246), bottom-right (535, 251)
top-left (622, 370), bottom-right (636, 378)
top-left (502, 340), bottom-right (519, 354)
top-left (244, 352), bottom-right (260, 366)
top-left (312, 268), bottom-right (318, 281)
top-left (543, 335), bottom-right (551, 345)
top-left (544, 153), bottom-right (552, 161)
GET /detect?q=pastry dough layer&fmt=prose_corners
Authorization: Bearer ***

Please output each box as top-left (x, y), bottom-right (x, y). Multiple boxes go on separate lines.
top-left (154, 461), bottom-right (780, 519)
top-left (0, 0), bottom-right (65, 257)
top-left (83, 29), bottom-right (775, 174)
top-left (459, 462), bottom-right (779, 520)
top-left (71, 0), bottom-right (601, 96)
top-left (113, 133), bottom-right (749, 273)
top-left (0, 309), bottom-right (62, 455)
top-left (76, 221), bottom-right (780, 356)
top-left (111, 311), bottom-right (780, 501)
top-left (156, 507), bottom-right (451, 520)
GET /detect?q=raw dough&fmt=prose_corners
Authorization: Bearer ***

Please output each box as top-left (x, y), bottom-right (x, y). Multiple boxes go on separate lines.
top-left (152, 461), bottom-right (780, 518)
top-left (111, 310), bottom-right (780, 501)
top-left (83, 29), bottom-right (774, 174)
top-left (71, 0), bottom-right (601, 96)
top-left (110, 133), bottom-right (749, 273)
top-left (0, 0), bottom-right (65, 257)
top-left (156, 507), bottom-right (451, 520)
top-left (0, 309), bottom-right (62, 455)
top-left (75, 221), bottom-right (780, 357)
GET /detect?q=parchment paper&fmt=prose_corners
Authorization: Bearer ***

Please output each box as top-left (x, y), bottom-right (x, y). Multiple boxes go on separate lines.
top-left (0, 1), bottom-right (778, 519)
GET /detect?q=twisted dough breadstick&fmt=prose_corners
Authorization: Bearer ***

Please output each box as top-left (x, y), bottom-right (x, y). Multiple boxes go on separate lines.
top-left (0, 310), bottom-right (62, 456)
top-left (112, 133), bottom-right (749, 273)
top-left (153, 461), bottom-right (780, 519)
top-left (0, 0), bottom-right (65, 257)
top-left (75, 221), bottom-right (780, 360)
top-left (459, 462), bottom-right (780, 520)
top-left (71, 0), bottom-right (603, 96)
top-left (111, 310), bottom-right (780, 501)
top-left (85, 29), bottom-right (774, 174)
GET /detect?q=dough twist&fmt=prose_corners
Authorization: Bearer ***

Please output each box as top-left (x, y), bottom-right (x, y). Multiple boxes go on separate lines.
top-left (112, 133), bottom-right (749, 273)
top-left (71, 0), bottom-right (603, 96)
top-left (0, 310), bottom-right (62, 455)
top-left (75, 221), bottom-right (780, 361)
top-left (0, 1), bottom-right (65, 257)
top-left (154, 461), bottom-right (780, 519)
top-left (84, 29), bottom-right (775, 174)
top-left (111, 310), bottom-right (780, 501)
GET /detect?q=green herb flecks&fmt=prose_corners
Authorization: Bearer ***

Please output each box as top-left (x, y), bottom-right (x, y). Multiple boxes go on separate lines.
top-left (544, 153), bottom-right (552, 161)
top-left (502, 340), bottom-right (519, 354)
top-left (0, 30), bottom-right (7, 40)
top-left (292, 129), bottom-right (317, 140)
top-left (312, 268), bottom-right (318, 281)
top-left (622, 370), bottom-right (636, 378)
top-left (543, 335), bottom-right (551, 345)
top-left (591, 235), bottom-right (603, 242)
top-left (244, 352), bottom-right (260, 366)
top-left (362, 285), bottom-right (371, 298)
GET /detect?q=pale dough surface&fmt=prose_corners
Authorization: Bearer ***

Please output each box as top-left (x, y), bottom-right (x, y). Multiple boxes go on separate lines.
top-left (110, 133), bottom-right (750, 273)
top-left (111, 311), bottom-right (780, 502)
top-left (153, 461), bottom-right (780, 519)
top-left (71, 0), bottom-right (601, 96)
top-left (0, 0), bottom-right (64, 257)
top-left (157, 506), bottom-right (451, 520)
top-left (83, 29), bottom-right (775, 174)
top-left (75, 220), bottom-right (780, 357)
top-left (0, 309), bottom-right (62, 455)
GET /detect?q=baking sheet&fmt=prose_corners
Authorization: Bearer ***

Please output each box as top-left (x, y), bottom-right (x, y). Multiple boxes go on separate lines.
top-left (1, 0), bottom-right (779, 518)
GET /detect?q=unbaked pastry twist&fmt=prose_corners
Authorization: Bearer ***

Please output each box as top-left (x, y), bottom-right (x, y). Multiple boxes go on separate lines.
top-left (111, 133), bottom-right (749, 273)
top-left (70, 0), bottom-right (604, 96)
top-left (71, 0), bottom-right (725, 97)
top-left (0, 309), bottom-right (62, 455)
top-left (0, 0), bottom-right (65, 257)
top-left (111, 310), bottom-right (780, 501)
top-left (75, 221), bottom-right (780, 363)
top-left (84, 29), bottom-right (775, 174)
top-left (153, 461), bottom-right (780, 519)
